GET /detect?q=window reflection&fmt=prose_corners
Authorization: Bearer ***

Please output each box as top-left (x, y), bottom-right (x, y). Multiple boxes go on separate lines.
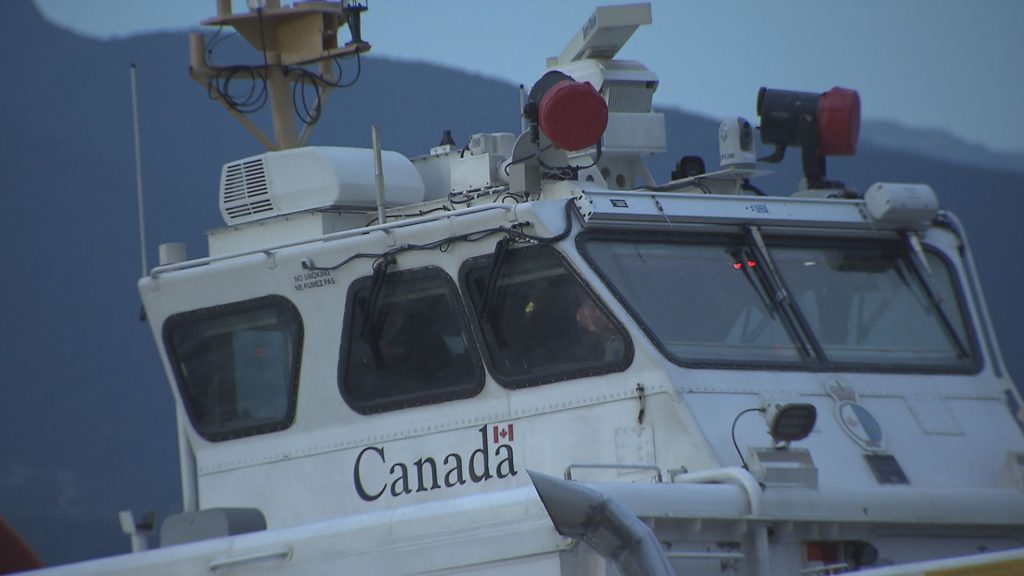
top-left (584, 238), bottom-right (802, 365)
top-left (582, 235), bottom-right (975, 371)
top-left (464, 245), bottom-right (632, 387)
top-left (772, 245), bottom-right (970, 366)
top-left (165, 296), bottom-right (302, 441)
top-left (341, 266), bottom-right (482, 413)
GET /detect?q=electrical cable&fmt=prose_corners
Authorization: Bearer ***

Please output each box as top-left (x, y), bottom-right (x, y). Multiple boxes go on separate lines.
top-left (319, 52), bottom-right (362, 89)
top-left (256, 7), bottom-right (269, 69)
top-left (202, 18), bottom-right (363, 123)
top-left (497, 192), bottom-right (526, 204)
top-left (731, 407), bottom-right (766, 470)
top-left (536, 140), bottom-right (602, 181)
top-left (292, 53), bottom-right (363, 126)
top-left (304, 200), bottom-right (577, 273)
top-left (448, 192), bottom-right (475, 206)
top-left (202, 25), bottom-right (269, 114)
top-left (742, 179), bottom-right (767, 196)
top-left (504, 151), bottom-right (538, 176)
top-left (363, 204), bottom-right (451, 228)
top-left (293, 69), bottom-right (323, 125)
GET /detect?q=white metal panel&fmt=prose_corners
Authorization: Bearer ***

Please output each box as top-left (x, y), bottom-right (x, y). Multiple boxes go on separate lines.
top-left (602, 112), bottom-right (667, 155)
top-left (555, 4), bottom-right (652, 64)
top-left (32, 486), bottom-right (568, 576)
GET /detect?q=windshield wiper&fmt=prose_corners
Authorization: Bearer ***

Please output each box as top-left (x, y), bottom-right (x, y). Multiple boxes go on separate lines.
top-left (361, 255), bottom-right (396, 368)
top-left (476, 238), bottom-right (513, 348)
top-left (903, 232), bottom-right (969, 359)
top-left (745, 226), bottom-right (824, 361)
top-left (731, 248), bottom-right (775, 314)
top-left (478, 238), bottom-right (511, 321)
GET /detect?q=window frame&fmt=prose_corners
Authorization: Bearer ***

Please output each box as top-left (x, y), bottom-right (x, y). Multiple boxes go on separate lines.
top-left (459, 243), bottom-right (634, 389)
top-left (577, 230), bottom-right (981, 374)
top-left (338, 265), bottom-right (485, 415)
top-left (163, 295), bottom-right (304, 442)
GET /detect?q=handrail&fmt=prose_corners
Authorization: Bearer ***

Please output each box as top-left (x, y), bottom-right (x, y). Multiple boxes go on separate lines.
top-left (670, 466), bottom-right (762, 515)
top-left (208, 547), bottom-right (292, 570)
top-left (671, 466), bottom-right (769, 576)
top-left (666, 551), bottom-right (745, 561)
top-left (149, 203), bottom-right (514, 277)
top-left (800, 563), bottom-right (851, 575)
top-left (564, 463), bottom-right (663, 482)
top-left (939, 210), bottom-right (1010, 379)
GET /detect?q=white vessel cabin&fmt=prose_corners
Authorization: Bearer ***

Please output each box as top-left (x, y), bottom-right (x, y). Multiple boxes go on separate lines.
top-left (32, 2), bottom-right (1024, 575)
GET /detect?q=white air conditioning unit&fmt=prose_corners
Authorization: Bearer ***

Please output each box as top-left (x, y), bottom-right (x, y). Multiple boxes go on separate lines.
top-left (218, 146), bottom-right (426, 225)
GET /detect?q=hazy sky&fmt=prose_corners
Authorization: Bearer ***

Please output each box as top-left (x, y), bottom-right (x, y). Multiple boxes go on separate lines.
top-left (33, 0), bottom-right (1024, 155)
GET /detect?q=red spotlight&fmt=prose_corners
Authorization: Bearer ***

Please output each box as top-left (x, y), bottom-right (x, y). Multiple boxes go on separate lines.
top-left (538, 80), bottom-right (609, 151)
top-left (817, 87), bottom-right (860, 156)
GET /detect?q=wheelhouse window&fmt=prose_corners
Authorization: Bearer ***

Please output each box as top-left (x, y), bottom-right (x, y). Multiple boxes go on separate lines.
top-left (340, 266), bottom-right (483, 414)
top-left (581, 234), bottom-right (976, 372)
top-left (771, 243), bottom-right (972, 367)
top-left (582, 237), bottom-right (804, 366)
top-left (462, 244), bottom-right (632, 388)
top-left (164, 296), bottom-right (303, 442)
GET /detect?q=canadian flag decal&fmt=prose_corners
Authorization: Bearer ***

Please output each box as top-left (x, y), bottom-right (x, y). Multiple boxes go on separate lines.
top-left (493, 423), bottom-right (514, 444)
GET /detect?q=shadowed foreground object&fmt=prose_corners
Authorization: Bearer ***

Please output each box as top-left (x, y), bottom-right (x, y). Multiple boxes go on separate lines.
top-left (0, 517), bottom-right (43, 574)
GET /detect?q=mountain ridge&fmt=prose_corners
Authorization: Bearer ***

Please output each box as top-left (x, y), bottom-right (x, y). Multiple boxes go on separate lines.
top-left (861, 118), bottom-right (1024, 177)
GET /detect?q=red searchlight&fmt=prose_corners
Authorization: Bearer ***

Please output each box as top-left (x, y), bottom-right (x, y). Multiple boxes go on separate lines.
top-left (817, 87), bottom-right (860, 156)
top-left (529, 71), bottom-right (609, 152)
top-left (539, 80), bottom-right (608, 151)
top-left (756, 86), bottom-right (861, 189)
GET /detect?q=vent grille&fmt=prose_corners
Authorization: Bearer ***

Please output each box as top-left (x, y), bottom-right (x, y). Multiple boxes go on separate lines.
top-left (605, 84), bottom-right (653, 114)
top-left (221, 158), bottom-right (275, 221)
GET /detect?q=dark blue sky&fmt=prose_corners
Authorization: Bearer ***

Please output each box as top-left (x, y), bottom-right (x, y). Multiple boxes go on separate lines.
top-left (34, 0), bottom-right (1024, 155)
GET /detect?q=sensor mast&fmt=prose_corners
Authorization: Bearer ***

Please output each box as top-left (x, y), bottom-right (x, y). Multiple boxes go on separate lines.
top-left (189, 0), bottom-right (370, 150)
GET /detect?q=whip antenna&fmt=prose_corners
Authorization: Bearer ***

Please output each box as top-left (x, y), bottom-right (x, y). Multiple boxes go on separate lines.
top-left (130, 63), bottom-right (148, 276)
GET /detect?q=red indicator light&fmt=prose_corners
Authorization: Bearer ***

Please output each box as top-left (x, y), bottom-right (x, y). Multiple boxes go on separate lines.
top-left (747, 260), bottom-right (757, 268)
top-left (732, 262), bottom-right (743, 270)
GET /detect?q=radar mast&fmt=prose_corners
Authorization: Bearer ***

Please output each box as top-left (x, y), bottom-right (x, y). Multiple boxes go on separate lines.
top-left (188, 0), bottom-right (370, 150)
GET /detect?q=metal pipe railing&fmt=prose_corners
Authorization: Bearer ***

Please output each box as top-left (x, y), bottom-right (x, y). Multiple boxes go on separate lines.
top-left (148, 203), bottom-right (514, 277)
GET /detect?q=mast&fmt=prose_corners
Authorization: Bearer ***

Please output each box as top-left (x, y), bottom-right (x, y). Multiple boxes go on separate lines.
top-left (130, 64), bottom-right (148, 275)
top-left (188, 0), bottom-right (370, 150)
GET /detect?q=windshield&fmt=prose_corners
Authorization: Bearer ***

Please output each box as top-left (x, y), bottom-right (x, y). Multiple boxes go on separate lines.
top-left (582, 234), bottom-right (975, 371)
top-left (772, 244), bottom-right (969, 366)
top-left (583, 238), bottom-right (803, 365)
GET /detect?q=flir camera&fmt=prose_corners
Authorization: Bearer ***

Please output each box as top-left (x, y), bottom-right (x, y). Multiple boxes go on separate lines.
top-left (719, 117), bottom-right (756, 169)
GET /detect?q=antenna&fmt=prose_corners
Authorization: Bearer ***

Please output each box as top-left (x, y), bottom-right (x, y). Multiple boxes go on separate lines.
top-left (130, 64), bottom-right (148, 276)
top-left (372, 125), bottom-right (386, 226)
top-left (519, 84), bottom-right (528, 133)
